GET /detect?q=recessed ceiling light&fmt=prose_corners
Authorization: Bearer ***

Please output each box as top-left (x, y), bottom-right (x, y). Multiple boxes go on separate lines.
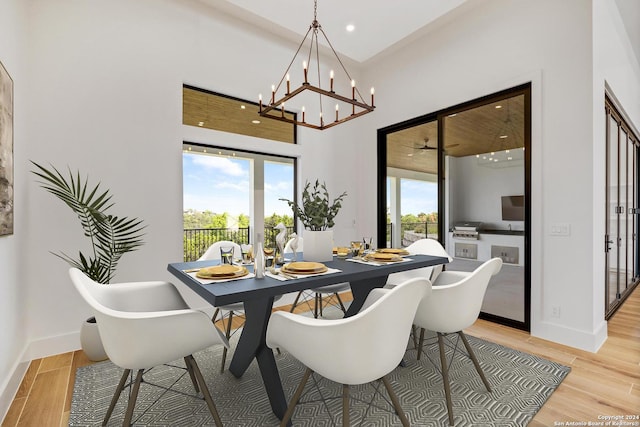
top-left (499, 135), bottom-right (508, 139)
top-left (198, 121), bottom-right (204, 126)
top-left (495, 105), bottom-right (502, 109)
top-left (346, 24), bottom-right (355, 32)
top-left (508, 157), bottom-right (513, 160)
top-left (252, 120), bottom-right (261, 124)
top-left (240, 105), bottom-right (246, 109)
top-left (407, 153), bottom-right (413, 157)
top-left (448, 113), bottom-right (457, 117)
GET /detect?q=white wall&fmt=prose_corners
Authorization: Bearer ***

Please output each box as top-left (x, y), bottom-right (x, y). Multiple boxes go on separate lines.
top-left (449, 156), bottom-right (525, 230)
top-left (360, 0), bottom-right (607, 351)
top-left (0, 0), bottom-right (30, 419)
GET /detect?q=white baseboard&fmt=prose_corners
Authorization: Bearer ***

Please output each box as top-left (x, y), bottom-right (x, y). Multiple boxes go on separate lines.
top-left (26, 331), bottom-right (81, 361)
top-left (0, 347), bottom-right (29, 424)
top-left (532, 319), bottom-right (608, 352)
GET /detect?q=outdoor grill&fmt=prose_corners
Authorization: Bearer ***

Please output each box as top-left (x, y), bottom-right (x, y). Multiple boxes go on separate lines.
top-left (451, 221), bottom-right (483, 240)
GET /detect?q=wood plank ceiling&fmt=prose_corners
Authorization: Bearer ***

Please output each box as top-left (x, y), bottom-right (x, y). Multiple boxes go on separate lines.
top-left (183, 87), bottom-right (296, 144)
top-left (387, 94), bottom-right (525, 174)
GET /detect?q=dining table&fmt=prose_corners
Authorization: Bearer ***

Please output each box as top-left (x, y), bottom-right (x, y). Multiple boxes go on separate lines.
top-left (167, 253), bottom-right (449, 424)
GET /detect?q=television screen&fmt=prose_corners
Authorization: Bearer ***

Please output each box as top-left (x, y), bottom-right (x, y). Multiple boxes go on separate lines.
top-left (501, 195), bottom-right (525, 221)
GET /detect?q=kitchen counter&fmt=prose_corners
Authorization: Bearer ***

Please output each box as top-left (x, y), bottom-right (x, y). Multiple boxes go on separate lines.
top-left (482, 229), bottom-right (524, 236)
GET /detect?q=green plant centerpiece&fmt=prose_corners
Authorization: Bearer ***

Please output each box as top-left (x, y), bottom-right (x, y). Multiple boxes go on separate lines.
top-left (279, 179), bottom-right (347, 231)
top-left (31, 161), bottom-right (146, 284)
top-left (280, 180), bottom-right (347, 261)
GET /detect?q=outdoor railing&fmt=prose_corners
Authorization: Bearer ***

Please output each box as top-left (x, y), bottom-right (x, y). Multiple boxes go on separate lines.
top-left (387, 221), bottom-right (438, 248)
top-left (183, 226), bottom-right (296, 261)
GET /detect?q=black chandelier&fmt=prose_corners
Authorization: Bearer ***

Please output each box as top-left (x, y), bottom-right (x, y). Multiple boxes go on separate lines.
top-left (258, 0), bottom-right (375, 130)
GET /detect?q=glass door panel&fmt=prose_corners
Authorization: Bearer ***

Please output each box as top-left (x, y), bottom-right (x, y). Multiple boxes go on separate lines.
top-left (605, 97), bottom-right (640, 318)
top-left (607, 114), bottom-right (620, 309)
top-left (385, 120), bottom-right (439, 248)
top-left (443, 92), bottom-right (527, 325)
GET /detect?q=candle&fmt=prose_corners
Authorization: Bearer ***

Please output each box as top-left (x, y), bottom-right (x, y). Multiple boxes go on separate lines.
top-left (351, 80), bottom-right (355, 99)
top-left (330, 70), bottom-right (334, 92)
top-left (259, 93), bottom-right (262, 112)
top-left (371, 87), bottom-right (375, 106)
top-left (335, 104), bottom-right (339, 121)
top-left (320, 111), bottom-right (323, 126)
top-left (286, 73), bottom-right (290, 94)
top-left (271, 84), bottom-right (275, 104)
top-left (303, 61), bottom-right (308, 83)
top-left (301, 106), bottom-right (305, 123)
top-left (281, 102), bottom-right (285, 117)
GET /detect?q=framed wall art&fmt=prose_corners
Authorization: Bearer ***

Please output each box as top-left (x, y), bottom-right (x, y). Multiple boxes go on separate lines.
top-left (0, 60), bottom-right (13, 236)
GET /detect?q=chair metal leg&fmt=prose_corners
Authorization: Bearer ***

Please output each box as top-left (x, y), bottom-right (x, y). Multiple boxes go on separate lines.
top-left (458, 331), bottom-right (492, 392)
top-left (417, 328), bottom-right (426, 360)
top-left (437, 333), bottom-right (455, 426)
top-left (211, 308), bottom-right (220, 323)
top-left (411, 325), bottom-right (419, 350)
top-left (381, 375), bottom-right (410, 427)
top-left (342, 384), bottom-right (350, 427)
top-left (184, 356), bottom-right (199, 393)
top-left (220, 310), bottom-right (234, 373)
top-left (280, 368), bottom-right (312, 427)
top-left (289, 291), bottom-right (303, 313)
top-left (335, 292), bottom-right (347, 314)
top-left (123, 369), bottom-right (144, 426)
top-left (314, 293), bottom-right (320, 318)
top-left (103, 369), bottom-right (130, 426)
top-left (185, 355), bottom-right (224, 427)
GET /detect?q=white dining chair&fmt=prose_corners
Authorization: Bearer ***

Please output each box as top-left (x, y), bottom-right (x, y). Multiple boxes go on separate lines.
top-left (413, 257), bottom-right (503, 426)
top-left (68, 267), bottom-right (229, 427)
top-left (284, 236), bottom-right (352, 318)
top-left (385, 238), bottom-right (453, 287)
top-left (267, 277), bottom-right (430, 426)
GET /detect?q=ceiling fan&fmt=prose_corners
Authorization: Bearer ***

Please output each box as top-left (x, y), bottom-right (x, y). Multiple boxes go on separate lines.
top-left (413, 138), bottom-right (437, 152)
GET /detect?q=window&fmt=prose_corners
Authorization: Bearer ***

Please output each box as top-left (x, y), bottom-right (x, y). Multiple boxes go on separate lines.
top-left (182, 143), bottom-right (295, 261)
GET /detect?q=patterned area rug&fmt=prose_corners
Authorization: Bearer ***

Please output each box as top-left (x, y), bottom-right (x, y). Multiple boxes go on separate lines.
top-left (70, 330), bottom-right (569, 426)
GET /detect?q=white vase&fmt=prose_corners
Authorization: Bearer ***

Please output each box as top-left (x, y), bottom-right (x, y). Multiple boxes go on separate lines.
top-left (303, 230), bottom-right (333, 262)
top-left (80, 317), bottom-right (108, 361)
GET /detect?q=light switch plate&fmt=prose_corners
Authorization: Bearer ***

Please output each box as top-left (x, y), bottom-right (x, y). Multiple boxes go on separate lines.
top-left (550, 223), bottom-right (571, 236)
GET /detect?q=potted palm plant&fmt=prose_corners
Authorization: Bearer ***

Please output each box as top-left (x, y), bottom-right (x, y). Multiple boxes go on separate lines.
top-left (280, 179), bottom-right (347, 262)
top-left (31, 161), bottom-right (146, 360)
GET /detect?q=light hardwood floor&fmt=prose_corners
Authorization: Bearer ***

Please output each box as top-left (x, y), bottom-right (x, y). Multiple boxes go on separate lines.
top-left (2, 288), bottom-right (639, 426)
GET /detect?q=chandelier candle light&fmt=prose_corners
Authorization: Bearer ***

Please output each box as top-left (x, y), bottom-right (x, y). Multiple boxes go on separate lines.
top-left (258, 0), bottom-right (375, 130)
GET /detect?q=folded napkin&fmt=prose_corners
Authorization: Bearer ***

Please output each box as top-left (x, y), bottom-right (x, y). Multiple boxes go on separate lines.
top-left (266, 267), bottom-right (342, 281)
top-left (346, 257), bottom-right (413, 267)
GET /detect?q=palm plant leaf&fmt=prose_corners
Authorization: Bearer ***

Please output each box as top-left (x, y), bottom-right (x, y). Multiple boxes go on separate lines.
top-left (31, 161), bottom-right (146, 283)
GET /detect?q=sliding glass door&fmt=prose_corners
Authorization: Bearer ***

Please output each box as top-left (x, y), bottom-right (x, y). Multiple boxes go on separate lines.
top-left (377, 84), bottom-right (531, 331)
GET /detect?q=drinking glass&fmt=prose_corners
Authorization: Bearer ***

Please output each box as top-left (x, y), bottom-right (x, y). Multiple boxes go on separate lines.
top-left (350, 241), bottom-right (363, 258)
top-left (362, 237), bottom-right (373, 253)
top-left (241, 244), bottom-right (253, 264)
top-left (220, 246), bottom-right (234, 265)
top-left (263, 247), bottom-right (275, 267)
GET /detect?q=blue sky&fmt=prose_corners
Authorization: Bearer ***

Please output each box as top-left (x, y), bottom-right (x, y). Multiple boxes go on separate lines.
top-left (183, 152), bottom-right (294, 216)
top-left (183, 150), bottom-right (436, 217)
top-left (387, 178), bottom-right (438, 215)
